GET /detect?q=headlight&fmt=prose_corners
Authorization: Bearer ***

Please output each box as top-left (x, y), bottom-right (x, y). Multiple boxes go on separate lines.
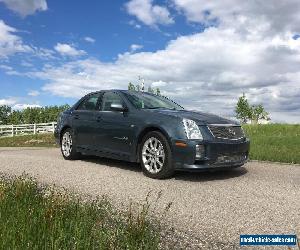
top-left (182, 118), bottom-right (203, 140)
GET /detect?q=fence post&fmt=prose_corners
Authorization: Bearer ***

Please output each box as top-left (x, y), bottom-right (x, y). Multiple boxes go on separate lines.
top-left (52, 122), bottom-right (55, 132)
top-left (11, 125), bottom-right (14, 137)
top-left (33, 124), bottom-right (37, 134)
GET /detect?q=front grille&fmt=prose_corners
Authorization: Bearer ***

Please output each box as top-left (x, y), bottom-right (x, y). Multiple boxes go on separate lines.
top-left (208, 125), bottom-right (244, 140)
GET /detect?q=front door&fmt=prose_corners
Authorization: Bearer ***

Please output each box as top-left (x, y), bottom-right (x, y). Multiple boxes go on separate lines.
top-left (94, 91), bottom-right (133, 158)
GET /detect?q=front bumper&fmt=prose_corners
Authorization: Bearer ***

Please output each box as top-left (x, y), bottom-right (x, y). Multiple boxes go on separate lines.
top-left (172, 138), bottom-right (250, 171)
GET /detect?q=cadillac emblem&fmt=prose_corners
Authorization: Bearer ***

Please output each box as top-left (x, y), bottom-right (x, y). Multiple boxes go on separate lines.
top-left (228, 128), bottom-right (236, 135)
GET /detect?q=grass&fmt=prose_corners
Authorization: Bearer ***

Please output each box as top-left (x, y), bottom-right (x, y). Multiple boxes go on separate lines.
top-left (0, 174), bottom-right (161, 250)
top-left (0, 133), bottom-right (57, 147)
top-left (243, 124), bottom-right (300, 164)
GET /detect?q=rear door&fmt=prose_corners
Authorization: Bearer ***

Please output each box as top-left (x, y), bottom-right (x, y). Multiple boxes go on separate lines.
top-left (72, 93), bottom-right (101, 150)
top-left (94, 91), bottom-right (133, 158)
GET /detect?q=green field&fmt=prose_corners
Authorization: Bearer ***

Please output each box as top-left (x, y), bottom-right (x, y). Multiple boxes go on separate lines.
top-left (243, 124), bottom-right (300, 164)
top-left (0, 124), bottom-right (299, 164)
top-left (0, 175), bottom-right (160, 249)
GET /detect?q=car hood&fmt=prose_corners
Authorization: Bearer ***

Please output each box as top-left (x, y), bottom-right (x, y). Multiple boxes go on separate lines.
top-left (149, 109), bottom-right (239, 125)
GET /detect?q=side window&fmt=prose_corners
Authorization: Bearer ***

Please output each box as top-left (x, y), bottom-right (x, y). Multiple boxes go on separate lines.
top-left (77, 94), bottom-right (100, 111)
top-left (101, 92), bottom-right (123, 111)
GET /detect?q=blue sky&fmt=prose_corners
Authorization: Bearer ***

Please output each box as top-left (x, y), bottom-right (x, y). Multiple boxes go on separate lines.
top-left (0, 0), bottom-right (300, 122)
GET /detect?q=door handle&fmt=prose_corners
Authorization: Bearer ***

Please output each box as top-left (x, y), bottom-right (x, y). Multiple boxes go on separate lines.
top-left (96, 116), bottom-right (102, 122)
top-left (73, 114), bottom-right (79, 120)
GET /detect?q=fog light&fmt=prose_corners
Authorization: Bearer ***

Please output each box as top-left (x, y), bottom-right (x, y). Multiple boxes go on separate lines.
top-left (195, 145), bottom-right (205, 160)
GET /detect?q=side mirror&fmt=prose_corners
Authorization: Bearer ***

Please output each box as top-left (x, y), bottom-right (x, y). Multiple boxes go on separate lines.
top-left (110, 103), bottom-right (128, 112)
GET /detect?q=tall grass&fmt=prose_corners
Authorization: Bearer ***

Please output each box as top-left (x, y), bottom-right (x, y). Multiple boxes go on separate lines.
top-left (0, 133), bottom-right (57, 147)
top-left (0, 175), bottom-right (160, 249)
top-left (243, 124), bottom-right (300, 164)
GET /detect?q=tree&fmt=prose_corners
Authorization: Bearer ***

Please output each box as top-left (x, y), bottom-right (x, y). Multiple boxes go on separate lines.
top-left (128, 82), bottom-right (136, 91)
top-left (8, 110), bottom-right (23, 124)
top-left (0, 104), bottom-right (70, 125)
top-left (235, 93), bottom-right (270, 124)
top-left (0, 105), bottom-right (11, 125)
top-left (129, 81), bottom-right (161, 95)
top-left (250, 104), bottom-right (270, 124)
top-left (235, 93), bottom-right (251, 124)
top-left (147, 86), bottom-right (155, 94)
top-left (155, 88), bottom-right (161, 96)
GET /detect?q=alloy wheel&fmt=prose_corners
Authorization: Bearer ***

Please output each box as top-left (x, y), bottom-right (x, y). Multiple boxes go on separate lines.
top-left (142, 137), bottom-right (165, 174)
top-left (61, 131), bottom-right (72, 157)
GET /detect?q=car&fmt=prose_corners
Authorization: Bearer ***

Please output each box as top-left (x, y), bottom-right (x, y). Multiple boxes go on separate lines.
top-left (54, 90), bottom-right (250, 179)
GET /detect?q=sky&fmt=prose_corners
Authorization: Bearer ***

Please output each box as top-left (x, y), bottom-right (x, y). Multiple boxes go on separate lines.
top-left (0, 0), bottom-right (300, 123)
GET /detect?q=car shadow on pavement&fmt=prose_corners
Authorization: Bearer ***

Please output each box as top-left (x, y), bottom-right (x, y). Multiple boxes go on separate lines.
top-left (81, 156), bottom-right (142, 173)
top-left (174, 167), bottom-right (248, 182)
top-left (81, 156), bottom-right (248, 182)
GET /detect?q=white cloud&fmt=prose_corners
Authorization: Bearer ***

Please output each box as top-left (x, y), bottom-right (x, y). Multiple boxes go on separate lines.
top-left (0, 20), bottom-right (55, 60)
top-left (129, 20), bottom-right (142, 29)
top-left (33, 47), bottom-right (55, 59)
top-left (0, 20), bottom-right (32, 58)
top-left (84, 36), bottom-right (96, 43)
top-left (125, 0), bottom-right (174, 27)
top-left (0, 97), bottom-right (17, 106)
top-left (1, 64), bottom-right (26, 76)
top-left (54, 43), bottom-right (86, 57)
top-left (0, 0), bottom-right (47, 17)
top-left (12, 1), bottom-right (298, 123)
top-left (13, 103), bottom-right (41, 110)
top-left (130, 44), bottom-right (143, 52)
top-left (31, 24), bottom-right (300, 123)
top-left (21, 61), bottom-right (34, 67)
top-left (0, 64), bottom-right (13, 71)
top-left (28, 90), bottom-right (40, 96)
top-left (0, 97), bottom-right (41, 110)
top-left (152, 80), bottom-right (167, 87)
top-left (172, 0), bottom-right (300, 35)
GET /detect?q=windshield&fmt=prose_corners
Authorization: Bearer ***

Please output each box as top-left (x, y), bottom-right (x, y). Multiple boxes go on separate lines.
top-left (124, 91), bottom-right (184, 110)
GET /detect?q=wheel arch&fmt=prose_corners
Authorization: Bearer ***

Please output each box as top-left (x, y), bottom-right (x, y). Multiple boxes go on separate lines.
top-left (59, 125), bottom-right (72, 145)
top-left (135, 125), bottom-right (172, 163)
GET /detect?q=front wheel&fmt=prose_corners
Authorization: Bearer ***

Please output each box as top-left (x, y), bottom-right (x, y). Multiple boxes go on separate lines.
top-left (140, 131), bottom-right (174, 179)
top-left (60, 128), bottom-right (81, 160)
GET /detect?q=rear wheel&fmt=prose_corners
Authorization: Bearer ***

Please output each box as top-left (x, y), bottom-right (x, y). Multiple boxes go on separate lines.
top-left (140, 131), bottom-right (174, 179)
top-left (60, 128), bottom-right (81, 160)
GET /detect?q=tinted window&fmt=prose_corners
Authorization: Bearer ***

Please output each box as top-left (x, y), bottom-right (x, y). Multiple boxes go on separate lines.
top-left (124, 91), bottom-right (183, 110)
top-left (101, 92), bottom-right (123, 111)
top-left (77, 94), bottom-right (100, 111)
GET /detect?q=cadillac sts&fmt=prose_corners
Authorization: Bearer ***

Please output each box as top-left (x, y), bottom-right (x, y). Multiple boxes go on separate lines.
top-left (54, 90), bottom-right (250, 179)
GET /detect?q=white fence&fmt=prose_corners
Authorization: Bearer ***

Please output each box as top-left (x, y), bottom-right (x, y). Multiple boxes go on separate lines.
top-left (0, 122), bottom-right (57, 137)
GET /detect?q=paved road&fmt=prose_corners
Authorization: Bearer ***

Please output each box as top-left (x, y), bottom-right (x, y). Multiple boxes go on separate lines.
top-left (0, 147), bottom-right (299, 249)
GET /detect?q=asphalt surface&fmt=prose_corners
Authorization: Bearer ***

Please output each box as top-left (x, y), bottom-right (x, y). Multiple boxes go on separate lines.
top-left (0, 147), bottom-right (299, 249)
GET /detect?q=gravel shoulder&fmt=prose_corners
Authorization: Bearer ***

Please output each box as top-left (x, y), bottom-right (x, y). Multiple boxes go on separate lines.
top-left (0, 147), bottom-right (299, 249)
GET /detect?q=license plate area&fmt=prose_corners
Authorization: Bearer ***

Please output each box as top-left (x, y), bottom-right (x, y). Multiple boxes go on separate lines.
top-left (215, 153), bottom-right (247, 164)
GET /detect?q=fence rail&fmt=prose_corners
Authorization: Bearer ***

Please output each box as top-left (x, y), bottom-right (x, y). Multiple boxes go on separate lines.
top-left (0, 122), bottom-right (57, 137)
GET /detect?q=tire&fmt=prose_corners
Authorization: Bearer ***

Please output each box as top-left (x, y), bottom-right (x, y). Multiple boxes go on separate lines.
top-left (60, 128), bottom-right (81, 160)
top-left (140, 131), bottom-right (174, 179)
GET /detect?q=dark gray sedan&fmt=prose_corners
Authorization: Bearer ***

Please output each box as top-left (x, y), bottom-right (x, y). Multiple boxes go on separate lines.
top-left (55, 90), bottom-right (250, 179)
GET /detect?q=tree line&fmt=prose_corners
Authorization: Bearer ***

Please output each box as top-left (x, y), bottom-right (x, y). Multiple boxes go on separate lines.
top-left (0, 105), bottom-right (70, 125)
